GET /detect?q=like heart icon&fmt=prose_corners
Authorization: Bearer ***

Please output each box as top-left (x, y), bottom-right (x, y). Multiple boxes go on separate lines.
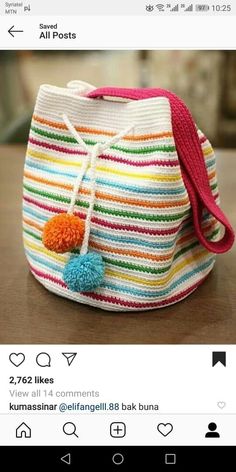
top-left (157, 423), bottom-right (173, 437)
top-left (217, 402), bottom-right (226, 409)
top-left (9, 353), bottom-right (25, 367)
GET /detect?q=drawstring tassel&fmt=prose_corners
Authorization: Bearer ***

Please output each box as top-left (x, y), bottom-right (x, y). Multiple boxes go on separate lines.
top-left (43, 213), bottom-right (84, 253)
top-left (63, 252), bottom-right (105, 292)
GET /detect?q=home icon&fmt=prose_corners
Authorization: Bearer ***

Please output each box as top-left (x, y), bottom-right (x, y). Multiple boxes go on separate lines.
top-left (16, 422), bottom-right (31, 438)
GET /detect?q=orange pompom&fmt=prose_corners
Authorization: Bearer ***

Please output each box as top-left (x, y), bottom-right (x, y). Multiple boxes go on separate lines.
top-left (42, 213), bottom-right (85, 253)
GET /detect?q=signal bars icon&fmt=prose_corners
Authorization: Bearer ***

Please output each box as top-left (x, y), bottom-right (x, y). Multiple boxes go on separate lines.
top-left (185, 4), bottom-right (193, 11)
top-left (170, 4), bottom-right (179, 11)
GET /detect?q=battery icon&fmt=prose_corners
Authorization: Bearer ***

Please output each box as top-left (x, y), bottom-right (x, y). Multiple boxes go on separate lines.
top-left (195, 4), bottom-right (210, 11)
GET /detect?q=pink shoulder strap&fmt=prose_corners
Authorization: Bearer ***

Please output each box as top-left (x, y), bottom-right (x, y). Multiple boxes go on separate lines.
top-left (87, 87), bottom-right (234, 254)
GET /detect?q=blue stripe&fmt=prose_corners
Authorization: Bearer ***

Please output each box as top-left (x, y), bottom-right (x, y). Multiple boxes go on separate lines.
top-left (23, 205), bottom-right (48, 222)
top-left (25, 159), bottom-right (186, 195)
top-left (91, 229), bottom-right (174, 249)
top-left (101, 258), bottom-right (214, 297)
top-left (26, 250), bottom-right (62, 272)
top-left (25, 160), bottom-right (76, 178)
top-left (206, 158), bottom-right (215, 168)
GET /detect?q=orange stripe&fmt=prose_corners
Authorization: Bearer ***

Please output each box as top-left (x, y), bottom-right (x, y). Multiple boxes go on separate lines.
top-left (24, 171), bottom-right (71, 191)
top-left (90, 241), bottom-right (173, 261)
top-left (32, 114), bottom-right (173, 142)
top-left (177, 222), bottom-right (213, 246)
top-left (208, 170), bottom-right (216, 180)
top-left (83, 190), bottom-right (189, 209)
top-left (24, 171), bottom-right (189, 209)
top-left (91, 224), bottom-right (215, 261)
top-left (90, 225), bottom-right (215, 261)
top-left (23, 217), bottom-right (43, 232)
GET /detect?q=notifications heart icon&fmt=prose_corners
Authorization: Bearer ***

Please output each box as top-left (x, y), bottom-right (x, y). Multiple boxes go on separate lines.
top-left (217, 402), bottom-right (226, 409)
top-left (9, 353), bottom-right (25, 367)
top-left (157, 423), bottom-right (173, 437)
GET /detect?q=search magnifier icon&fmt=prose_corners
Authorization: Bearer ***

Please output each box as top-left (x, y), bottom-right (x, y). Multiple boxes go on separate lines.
top-left (63, 422), bottom-right (78, 438)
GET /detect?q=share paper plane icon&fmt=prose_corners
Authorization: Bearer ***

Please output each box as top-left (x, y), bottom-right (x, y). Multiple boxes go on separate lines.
top-left (62, 353), bottom-right (77, 366)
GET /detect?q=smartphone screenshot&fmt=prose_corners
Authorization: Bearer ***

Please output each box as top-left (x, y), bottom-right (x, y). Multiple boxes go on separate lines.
top-left (0, 1), bottom-right (235, 468)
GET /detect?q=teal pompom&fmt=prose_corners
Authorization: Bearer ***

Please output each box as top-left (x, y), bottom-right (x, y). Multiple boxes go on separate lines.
top-left (63, 252), bottom-right (105, 292)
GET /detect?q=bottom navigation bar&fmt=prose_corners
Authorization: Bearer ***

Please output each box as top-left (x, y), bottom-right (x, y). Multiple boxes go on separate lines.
top-left (0, 446), bottom-right (233, 469)
top-left (0, 414), bottom-right (235, 445)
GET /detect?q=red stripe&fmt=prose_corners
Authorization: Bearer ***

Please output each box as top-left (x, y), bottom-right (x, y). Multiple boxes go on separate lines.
top-left (24, 195), bottom-right (85, 220)
top-left (30, 264), bottom-right (207, 309)
top-left (30, 265), bottom-right (66, 287)
top-left (29, 136), bottom-right (86, 156)
top-left (82, 277), bottom-right (207, 308)
top-left (23, 195), bottom-right (181, 236)
top-left (91, 216), bottom-right (180, 235)
top-left (97, 155), bottom-right (179, 167)
top-left (29, 136), bottom-right (179, 167)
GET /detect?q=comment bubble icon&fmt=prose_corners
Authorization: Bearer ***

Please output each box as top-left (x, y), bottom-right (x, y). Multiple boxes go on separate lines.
top-left (36, 352), bottom-right (51, 367)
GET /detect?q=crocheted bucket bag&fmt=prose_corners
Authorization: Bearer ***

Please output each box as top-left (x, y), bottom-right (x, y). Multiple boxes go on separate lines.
top-left (23, 81), bottom-right (234, 311)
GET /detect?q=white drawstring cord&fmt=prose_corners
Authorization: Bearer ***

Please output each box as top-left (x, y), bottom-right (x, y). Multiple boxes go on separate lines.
top-left (80, 142), bottom-right (102, 256)
top-left (63, 114), bottom-right (91, 215)
top-left (62, 113), bottom-right (134, 255)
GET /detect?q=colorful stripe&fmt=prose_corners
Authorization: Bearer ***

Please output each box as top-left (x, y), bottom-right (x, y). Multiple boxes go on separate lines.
top-left (23, 224), bottom-right (218, 281)
top-left (31, 126), bottom-right (176, 154)
top-left (26, 242), bottom-right (213, 297)
top-left (25, 160), bottom-right (189, 195)
top-left (23, 184), bottom-right (189, 222)
top-left (27, 149), bottom-right (182, 181)
top-left (24, 170), bottom-right (190, 208)
top-left (33, 114), bottom-right (174, 141)
top-left (29, 263), bottom-right (209, 310)
top-left (29, 136), bottom-right (180, 167)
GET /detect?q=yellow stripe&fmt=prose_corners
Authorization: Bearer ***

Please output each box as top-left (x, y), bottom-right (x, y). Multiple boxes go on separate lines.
top-left (24, 238), bottom-right (66, 263)
top-left (27, 148), bottom-right (182, 182)
top-left (204, 147), bottom-right (214, 157)
top-left (27, 148), bottom-right (81, 167)
top-left (106, 249), bottom-right (209, 286)
top-left (97, 166), bottom-right (181, 181)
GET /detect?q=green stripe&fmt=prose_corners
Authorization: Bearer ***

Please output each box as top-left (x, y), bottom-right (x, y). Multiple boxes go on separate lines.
top-left (94, 204), bottom-right (188, 222)
top-left (96, 256), bottom-right (169, 274)
top-left (31, 126), bottom-right (176, 154)
top-left (24, 183), bottom-right (88, 206)
top-left (211, 182), bottom-right (217, 191)
top-left (24, 228), bottom-right (41, 241)
top-left (23, 227), bottom-right (219, 276)
top-left (23, 183), bottom-right (188, 222)
top-left (103, 229), bottom-right (218, 274)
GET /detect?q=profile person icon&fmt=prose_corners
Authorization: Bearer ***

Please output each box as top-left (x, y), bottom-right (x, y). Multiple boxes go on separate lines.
top-left (205, 422), bottom-right (220, 438)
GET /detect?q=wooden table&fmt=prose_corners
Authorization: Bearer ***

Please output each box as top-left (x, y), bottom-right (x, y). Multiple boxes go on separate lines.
top-left (0, 145), bottom-right (235, 344)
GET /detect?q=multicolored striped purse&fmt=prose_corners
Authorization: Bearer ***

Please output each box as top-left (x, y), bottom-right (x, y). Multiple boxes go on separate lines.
top-left (23, 81), bottom-right (234, 311)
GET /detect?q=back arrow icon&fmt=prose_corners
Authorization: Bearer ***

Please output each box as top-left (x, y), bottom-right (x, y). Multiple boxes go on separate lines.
top-left (61, 453), bottom-right (71, 465)
top-left (8, 26), bottom-right (24, 37)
